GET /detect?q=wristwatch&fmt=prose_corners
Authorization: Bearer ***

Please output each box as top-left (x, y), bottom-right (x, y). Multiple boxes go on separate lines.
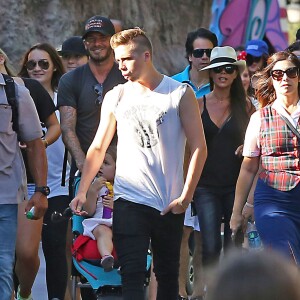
top-left (35, 186), bottom-right (50, 196)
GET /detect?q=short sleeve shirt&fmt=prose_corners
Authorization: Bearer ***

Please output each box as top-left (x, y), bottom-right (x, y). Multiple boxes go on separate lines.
top-left (243, 99), bottom-right (300, 157)
top-left (172, 65), bottom-right (211, 98)
top-left (57, 63), bottom-right (126, 153)
top-left (22, 77), bottom-right (56, 183)
top-left (0, 74), bottom-right (42, 204)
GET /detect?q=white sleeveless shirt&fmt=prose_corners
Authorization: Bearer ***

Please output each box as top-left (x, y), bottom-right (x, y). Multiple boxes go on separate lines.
top-left (108, 76), bottom-right (187, 211)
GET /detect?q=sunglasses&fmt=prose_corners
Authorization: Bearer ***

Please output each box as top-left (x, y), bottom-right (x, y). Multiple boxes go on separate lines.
top-left (270, 67), bottom-right (299, 81)
top-left (192, 49), bottom-right (212, 58)
top-left (212, 65), bottom-right (237, 74)
top-left (246, 54), bottom-right (261, 66)
top-left (94, 83), bottom-right (103, 106)
top-left (26, 59), bottom-right (50, 71)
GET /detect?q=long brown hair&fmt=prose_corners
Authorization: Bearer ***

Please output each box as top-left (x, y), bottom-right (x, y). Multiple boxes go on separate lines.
top-left (18, 43), bottom-right (65, 91)
top-left (255, 51), bottom-right (300, 107)
top-left (229, 73), bottom-right (250, 139)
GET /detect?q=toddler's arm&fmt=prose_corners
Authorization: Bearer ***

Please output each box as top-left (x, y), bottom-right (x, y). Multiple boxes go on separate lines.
top-left (85, 176), bottom-right (106, 216)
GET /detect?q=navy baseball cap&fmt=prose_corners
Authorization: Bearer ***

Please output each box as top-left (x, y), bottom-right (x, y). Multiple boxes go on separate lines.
top-left (246, 39), bottom-right (269, 57)
top-left (83, 16), bottom-right (115, 39)
top-left (58, 36), bottom-right (87, 56)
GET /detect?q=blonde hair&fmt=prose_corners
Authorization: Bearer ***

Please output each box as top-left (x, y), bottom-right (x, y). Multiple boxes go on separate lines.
top-left (0, 48), bottom-right (16, 76)
top-left (110, 27), bottom-right (153, 56)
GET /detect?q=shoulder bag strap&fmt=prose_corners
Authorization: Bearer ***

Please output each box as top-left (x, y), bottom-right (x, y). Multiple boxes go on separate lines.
top-left (277, 113), bottom-right (300, 140)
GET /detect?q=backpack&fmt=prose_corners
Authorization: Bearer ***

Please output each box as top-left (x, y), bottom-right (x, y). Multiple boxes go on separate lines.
top-left (2, 74), bottom-right (19, 135)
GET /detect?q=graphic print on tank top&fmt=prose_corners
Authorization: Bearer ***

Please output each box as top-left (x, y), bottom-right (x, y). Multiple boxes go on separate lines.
top-left (123, 104), bottom-right (166, 148)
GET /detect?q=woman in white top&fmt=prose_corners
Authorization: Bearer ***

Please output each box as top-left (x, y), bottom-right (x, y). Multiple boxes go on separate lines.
top-left (230, 51), bottom-right (300, 263)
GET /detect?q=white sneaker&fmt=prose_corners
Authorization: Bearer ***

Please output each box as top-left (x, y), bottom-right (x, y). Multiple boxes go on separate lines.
top-left (16, 286), bottom-right (33, 300)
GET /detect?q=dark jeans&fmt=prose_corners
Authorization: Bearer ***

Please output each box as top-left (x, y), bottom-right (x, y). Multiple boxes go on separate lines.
top-left (113, 198), bottom-right (184, 300)
top-left (255, 179), bottom-right (300, 263)
top-left (42, 195), bottom-right (70, 300)
top-left (193, 185), bottom-right (236, 267)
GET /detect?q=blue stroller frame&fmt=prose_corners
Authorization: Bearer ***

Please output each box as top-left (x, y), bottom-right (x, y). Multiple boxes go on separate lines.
top-left (71, 175), bottom-right (152, 299)
top-left (71, 214), bottom-right (123, 299)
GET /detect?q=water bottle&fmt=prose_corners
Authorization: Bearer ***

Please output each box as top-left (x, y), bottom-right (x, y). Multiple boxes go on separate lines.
top-left (26, 207), bottom-right (35, 220)
top-left (102, 182), bottom-right (113, 219)
top-left (247, 221), bottom-right (263, 251)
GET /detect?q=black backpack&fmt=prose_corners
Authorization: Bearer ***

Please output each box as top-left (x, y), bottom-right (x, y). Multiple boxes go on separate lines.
top-left (2, 74), bottom-right (19, 135)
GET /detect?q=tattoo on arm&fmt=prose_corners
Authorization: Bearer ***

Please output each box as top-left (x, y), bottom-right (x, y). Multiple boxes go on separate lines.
top-left (59, 106), bottom-right (85, 169)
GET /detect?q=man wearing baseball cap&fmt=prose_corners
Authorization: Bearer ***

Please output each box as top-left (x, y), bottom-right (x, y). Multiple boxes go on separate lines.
top-left (57, 17), bottom-right (126, 298)
top-left (82, 15), bottom-right (116, 38)
top-left (245, 39), bottom-right (269, 76)
top-left (58, 36), bottom-right (89, 72)
top-left (58, 14), bottom-right (125, 173)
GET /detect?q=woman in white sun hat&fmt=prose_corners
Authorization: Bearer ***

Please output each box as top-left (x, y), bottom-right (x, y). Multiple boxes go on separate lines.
top-left (193, 46), bottom-right (254, 273)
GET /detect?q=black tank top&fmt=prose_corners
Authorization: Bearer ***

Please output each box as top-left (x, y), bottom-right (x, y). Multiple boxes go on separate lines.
top-left (198, 95), bottom-right (244, 187)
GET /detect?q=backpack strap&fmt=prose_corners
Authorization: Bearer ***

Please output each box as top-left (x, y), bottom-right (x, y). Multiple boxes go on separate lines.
top-left (2, 74), bottom-right (19, 134)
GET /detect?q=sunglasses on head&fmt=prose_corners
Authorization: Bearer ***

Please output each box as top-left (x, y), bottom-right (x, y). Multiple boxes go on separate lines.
top-left (270, 67), bottom-right (299, 81)
top-left (192, 48), bottom-right (212, 58)
top-left (246, 54), bottom-right (262, 66)
top-left (94, 83), bottom-right (103, 106)
top-left (212, 65), bottom-right (237, 74)
top-left (26, 59), bottom-right (50, 71)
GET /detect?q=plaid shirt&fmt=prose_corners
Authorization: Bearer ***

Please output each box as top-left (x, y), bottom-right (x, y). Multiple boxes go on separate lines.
top-left (259, 106), bottom-right (300, 191)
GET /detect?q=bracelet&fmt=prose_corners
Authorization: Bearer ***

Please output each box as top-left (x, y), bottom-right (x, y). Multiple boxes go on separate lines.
top-left (245, 202), bottom-right (254, 208)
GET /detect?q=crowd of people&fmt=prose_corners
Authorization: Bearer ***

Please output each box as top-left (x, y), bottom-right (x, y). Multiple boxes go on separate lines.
top-left (0, 13), bottom-right (300, 300)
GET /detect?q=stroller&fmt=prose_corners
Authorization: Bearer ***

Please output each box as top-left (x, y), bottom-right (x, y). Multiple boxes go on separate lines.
top-left (67, 174), bottom-right (152, 299)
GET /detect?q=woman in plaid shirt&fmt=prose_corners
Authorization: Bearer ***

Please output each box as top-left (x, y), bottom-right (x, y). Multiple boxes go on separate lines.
top-left (231, 51), bottom-right (300, 263)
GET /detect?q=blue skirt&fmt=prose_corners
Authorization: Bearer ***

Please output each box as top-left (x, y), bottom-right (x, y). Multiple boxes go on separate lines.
top-left (254, 178), bottom-right (300, 264)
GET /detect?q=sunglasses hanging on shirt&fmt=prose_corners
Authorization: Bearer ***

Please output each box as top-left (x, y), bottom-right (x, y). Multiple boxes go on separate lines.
top-left (94, 83), bottom-right (104, 106)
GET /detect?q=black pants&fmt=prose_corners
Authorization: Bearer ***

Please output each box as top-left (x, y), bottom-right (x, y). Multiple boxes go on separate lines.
top-left (42, 195), bottom-right (70, 300)
top-left (113, 198), bottom-right (184, 300)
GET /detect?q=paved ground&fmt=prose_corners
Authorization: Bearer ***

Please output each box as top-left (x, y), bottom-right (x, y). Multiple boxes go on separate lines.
top-left (32, 242), bottom-right (48, 300)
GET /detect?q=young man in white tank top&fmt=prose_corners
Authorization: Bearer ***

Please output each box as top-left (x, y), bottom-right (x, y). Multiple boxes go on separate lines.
top-left (70, 27), bottom-right (207, 300)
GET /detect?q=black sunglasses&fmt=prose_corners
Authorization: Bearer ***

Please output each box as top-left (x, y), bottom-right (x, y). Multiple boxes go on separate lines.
top-left (94, 83), bottom-right (104, 106)
top-left (246, 54), bottom-right (261, 66)
top-left (212, 65), bottom-right (237, 74)
top-left (270, 67), bottom-right (299, 81)
top-left (26, 59), bottom-right (50, 71)
top-left (192, 49), bottom-right (212, 58)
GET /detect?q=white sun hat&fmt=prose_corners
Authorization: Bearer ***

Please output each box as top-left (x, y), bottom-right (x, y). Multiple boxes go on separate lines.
top-left (201, 46), bottom-right (246, 73)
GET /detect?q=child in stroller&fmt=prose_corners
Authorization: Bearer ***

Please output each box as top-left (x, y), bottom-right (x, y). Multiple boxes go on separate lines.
top-left (81, 146), bottom-right (116, 272)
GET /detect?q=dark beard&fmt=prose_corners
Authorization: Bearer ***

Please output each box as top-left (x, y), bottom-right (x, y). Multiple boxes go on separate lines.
top-left (88, 48), bottom-right (112, 65)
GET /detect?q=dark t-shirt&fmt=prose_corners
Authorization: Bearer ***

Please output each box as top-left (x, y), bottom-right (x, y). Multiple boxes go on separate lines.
top-left (57, 62), bottom-right (126, 154)
top-left (22, 78), bottom-right (56, 183)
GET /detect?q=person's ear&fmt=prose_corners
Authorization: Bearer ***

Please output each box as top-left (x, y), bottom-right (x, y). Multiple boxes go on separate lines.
top-left (144, 51), bottom-right (151, 61)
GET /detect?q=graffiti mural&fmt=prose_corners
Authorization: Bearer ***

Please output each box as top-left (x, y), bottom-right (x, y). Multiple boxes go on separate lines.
top-left (209, 0), bottom-right (288, 51)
